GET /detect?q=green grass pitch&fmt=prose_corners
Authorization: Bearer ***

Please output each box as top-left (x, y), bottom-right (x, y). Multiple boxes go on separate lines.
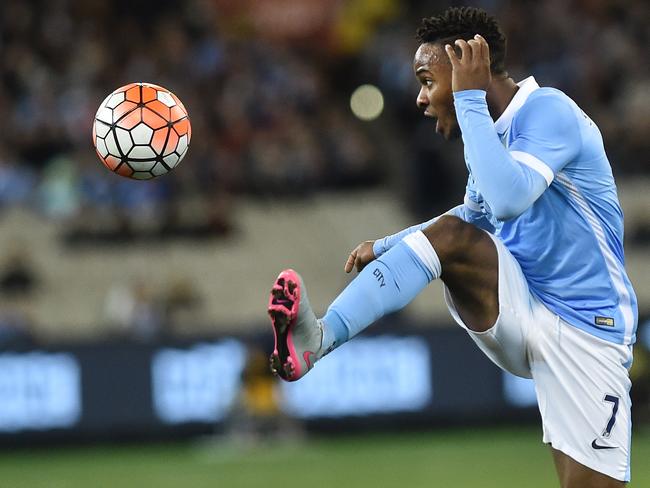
top-left (2, 426), bottom-right (649, 487)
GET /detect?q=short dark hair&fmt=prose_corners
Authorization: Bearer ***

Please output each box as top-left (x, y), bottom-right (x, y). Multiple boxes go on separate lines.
top-left (416, 7), bottom-right (507, 74)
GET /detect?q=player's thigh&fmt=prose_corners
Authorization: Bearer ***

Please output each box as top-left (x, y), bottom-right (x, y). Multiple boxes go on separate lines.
top-left (552, 448), bottom-right (626, 488)
top-left (423, 216), bottom-right (499, 332)
top-left (442, 231), bottom-right (534, 378)
top-left (531, 315), bottom-right (632, 483)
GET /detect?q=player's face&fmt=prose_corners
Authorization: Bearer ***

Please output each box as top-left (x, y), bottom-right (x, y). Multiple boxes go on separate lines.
top-left (414, 43), bottom-right (460, 140)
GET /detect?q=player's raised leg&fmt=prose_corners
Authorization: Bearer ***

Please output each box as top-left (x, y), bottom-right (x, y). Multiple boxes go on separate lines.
top-left (268, 214), bottom-right (500, 381)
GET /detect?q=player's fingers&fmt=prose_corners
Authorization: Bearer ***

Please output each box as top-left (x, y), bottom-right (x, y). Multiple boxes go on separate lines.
top-left (474, 34), bottom-right (490, 62)
top-left (344, 250), bottom-right (357, 273)
top-left (444, 44), bottom-right (460, 67)
top-left (343, 251), bottom-right (354, 273)
top-left (355, 255), bottom-right (366, 273)
top-left (455, 39), bottom-right (471, 63)
top-left (467, 39), bottom-right (481, 63)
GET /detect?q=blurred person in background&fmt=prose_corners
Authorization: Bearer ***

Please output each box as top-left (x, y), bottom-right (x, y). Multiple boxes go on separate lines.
top-left (223, 345), bottom-right (304, 446)
top-left (0, 241), bottom-right (39, 347)
top-left (268, 7), bottom-right (637, 487)
top-left (0, 241), bottom-right (39, 298)
top-left (103, 279), bottom-right (164, 341)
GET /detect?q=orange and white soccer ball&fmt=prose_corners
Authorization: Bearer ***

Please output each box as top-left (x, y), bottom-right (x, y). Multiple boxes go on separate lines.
top-left (92, 83), bottom-right (191, 179)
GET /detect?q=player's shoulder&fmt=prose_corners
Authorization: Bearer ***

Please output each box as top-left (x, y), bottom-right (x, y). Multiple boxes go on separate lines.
top-left (522, 87), bottom-right (577, 117)
top-left (528, 85), bottom-right (570, 101)
top-left (514, 86), bottom-right (580, 132)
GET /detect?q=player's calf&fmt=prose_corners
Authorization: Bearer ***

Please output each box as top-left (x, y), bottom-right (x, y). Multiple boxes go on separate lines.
top-left (552, 449), bottom-right (626, 488)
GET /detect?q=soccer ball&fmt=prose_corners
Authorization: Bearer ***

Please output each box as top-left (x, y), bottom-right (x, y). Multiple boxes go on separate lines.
top-left (92, 82), bottom-right (191, 180)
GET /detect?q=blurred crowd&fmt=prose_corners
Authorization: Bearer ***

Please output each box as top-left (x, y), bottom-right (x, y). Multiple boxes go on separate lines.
top-left (0, 0), bottom-right (648, 342)
top-left (1, 0), bottom-right (648, 233)
top-left (0, 0), bottom-right (378, 243)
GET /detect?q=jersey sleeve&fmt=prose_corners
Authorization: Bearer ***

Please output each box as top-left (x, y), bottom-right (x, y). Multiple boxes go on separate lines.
top-left (372, 216), bottom-right (438, 257)
top-left (463, 177), bottom-right (496, 233)
top-left (372, 198), bottom-right (494, 258)
top-left (454, 90), bottom-right (567, 221)
top-left (507, 93), bottom-right (582, 185)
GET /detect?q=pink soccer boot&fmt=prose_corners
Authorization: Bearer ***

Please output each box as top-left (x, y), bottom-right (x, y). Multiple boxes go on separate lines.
top-left (268, 269), bottom-right (324, 381)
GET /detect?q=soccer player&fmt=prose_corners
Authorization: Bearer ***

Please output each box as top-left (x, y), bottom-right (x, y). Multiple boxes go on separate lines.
top-left (267, 7), bottom-right (637, 487)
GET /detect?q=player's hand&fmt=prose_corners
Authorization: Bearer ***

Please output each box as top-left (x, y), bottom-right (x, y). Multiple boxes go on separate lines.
top-left (344, 240), bottom-right (376, 273)
top-left (445, 34), bottom-right (492, 92)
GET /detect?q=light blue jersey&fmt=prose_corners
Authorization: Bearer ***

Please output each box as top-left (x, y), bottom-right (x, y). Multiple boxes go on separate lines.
top-left (455, 77), bottom-right (637, 345)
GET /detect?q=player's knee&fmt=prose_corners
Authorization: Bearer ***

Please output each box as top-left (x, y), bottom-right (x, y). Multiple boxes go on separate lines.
top-left (423, 215), bottom-right (481, 264)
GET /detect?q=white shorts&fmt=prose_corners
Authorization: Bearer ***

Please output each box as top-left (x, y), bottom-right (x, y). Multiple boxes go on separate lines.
top-left (443, 233), bottom-right (633, 482)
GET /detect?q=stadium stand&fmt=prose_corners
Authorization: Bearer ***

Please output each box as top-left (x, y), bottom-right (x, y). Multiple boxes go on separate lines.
top-left (0, 0), bottom-right (647, 342)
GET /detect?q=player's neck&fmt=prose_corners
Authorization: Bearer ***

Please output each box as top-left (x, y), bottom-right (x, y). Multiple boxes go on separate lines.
top-left (486, 76), bottom-right (519, 121)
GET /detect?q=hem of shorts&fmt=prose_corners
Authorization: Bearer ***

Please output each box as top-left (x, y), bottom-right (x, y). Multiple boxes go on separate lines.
top-left (443, 285), bottom-right (501, 336)
top-left (543, 439), bottom-right (629, 482)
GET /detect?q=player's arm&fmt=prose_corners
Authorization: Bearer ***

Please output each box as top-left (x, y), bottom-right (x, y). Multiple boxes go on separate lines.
top-left (344, 201), bottom-right (493, 273)
top-left (372, 198), bottom-right (494, 257)
top-left (446, 36), bottom-right (580, 220)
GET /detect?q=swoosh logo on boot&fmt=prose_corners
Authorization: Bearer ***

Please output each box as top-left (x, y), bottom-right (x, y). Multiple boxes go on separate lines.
top-left (303, 351), bottom-right (316, 369)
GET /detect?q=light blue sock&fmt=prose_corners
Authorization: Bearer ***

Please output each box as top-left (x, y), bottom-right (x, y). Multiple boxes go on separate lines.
top-left (321, 232), bottom-right (441, 353)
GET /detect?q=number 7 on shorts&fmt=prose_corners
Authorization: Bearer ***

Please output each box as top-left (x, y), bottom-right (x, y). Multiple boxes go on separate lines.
top-left (602, 395), bottom-right (619, 438)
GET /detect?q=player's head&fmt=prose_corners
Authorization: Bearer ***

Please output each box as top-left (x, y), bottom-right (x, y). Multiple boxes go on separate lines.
top-left (414, 7), bottom-right (506, 140)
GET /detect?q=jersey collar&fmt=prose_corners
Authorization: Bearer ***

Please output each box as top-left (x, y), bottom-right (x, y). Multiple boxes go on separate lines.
top-left (494, 76), bottom-right (540, 135)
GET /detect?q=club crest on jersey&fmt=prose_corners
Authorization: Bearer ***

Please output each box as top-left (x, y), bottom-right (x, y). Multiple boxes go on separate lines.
top-left (595, 316), bottom-right (615, 327)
